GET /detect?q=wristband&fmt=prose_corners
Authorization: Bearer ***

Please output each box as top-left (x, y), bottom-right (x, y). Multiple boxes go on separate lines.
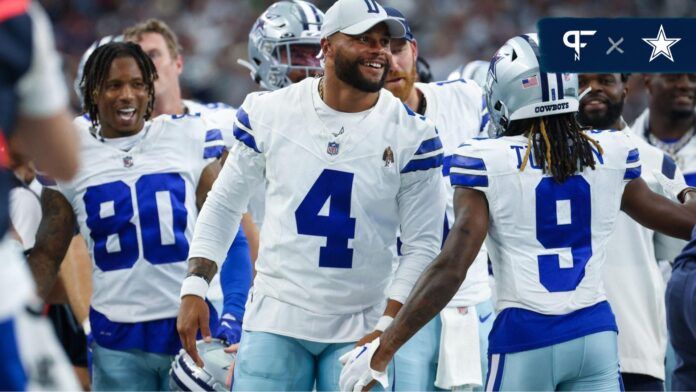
top-left (180, 275), bottom-right (209, 299)
top-left (375, 315), bottom-right (394, 332)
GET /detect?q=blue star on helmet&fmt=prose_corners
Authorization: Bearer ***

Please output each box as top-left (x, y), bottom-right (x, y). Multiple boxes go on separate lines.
top-left (489, 52), bottom-right (503, 83)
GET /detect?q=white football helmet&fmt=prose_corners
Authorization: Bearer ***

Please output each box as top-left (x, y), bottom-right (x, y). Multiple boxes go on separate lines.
top-left (238, 0), bottom-right (324, 90)
top-left (73, 35), bottom-right (123, 105)
top-left (169, 339), bottom-right (235, 391)
top-left (485, 33), bottom-right (579, 137)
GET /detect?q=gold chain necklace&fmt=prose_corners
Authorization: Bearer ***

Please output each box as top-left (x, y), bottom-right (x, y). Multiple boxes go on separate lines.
top-left (318, 77), bottom-right (325, 100)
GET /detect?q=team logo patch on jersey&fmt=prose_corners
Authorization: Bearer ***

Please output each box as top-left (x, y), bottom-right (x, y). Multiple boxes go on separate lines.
top-left (383, 147), bottom-right (394, 167)
top-left (123, 155), bottom-right (134, 168)
top-left (327, 141), bottom-right (340, 155)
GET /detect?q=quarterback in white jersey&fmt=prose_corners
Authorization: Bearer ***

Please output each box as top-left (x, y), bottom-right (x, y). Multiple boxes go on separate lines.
top-left (382, 7), bottom-right (492, 390)
top-left (29, 42), bottom-right (223, 390)
top-left (339, 34), bottom-right (696, 392)
top-left (178, 1), bottom-right (445, 389)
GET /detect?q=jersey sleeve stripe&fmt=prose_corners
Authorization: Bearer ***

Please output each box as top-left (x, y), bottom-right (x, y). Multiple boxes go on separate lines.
top-left (236, 107), bottom-right (253, 130)
top-left (401, 153), bottom-right (444, 174)
top-left (450, 155), bottom-right (487, 171)
top-left (233, 124), bottom-right (261, 153)
top-left (205, 129), bottom-right (223, 142)
top-left (415, 136), bottom-right (443, 155)
top-left (661, 154), bottom-right (676, 179)
top-left (203, 145), bottom-right (225, 159)
top-left (450, 173), bottom-right (488, 187)
top-left (626, 148), bottom-right (639, 164)
top-left (442, 155), bottom-right (452, 176)
top-left (624, 166), bottom-right (641, 180)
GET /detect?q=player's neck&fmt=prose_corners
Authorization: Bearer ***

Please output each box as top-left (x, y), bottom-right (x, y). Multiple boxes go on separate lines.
top-left (99, 121), bottom-right (144, 139)
top-left (321, 74), bottom-right (379, 113)
top-left (152, 91), bottom-right (185, 118)
top-left (649, 106), bottom-right (695, 140)
top-left (405, 87), bottom-right (421, 115)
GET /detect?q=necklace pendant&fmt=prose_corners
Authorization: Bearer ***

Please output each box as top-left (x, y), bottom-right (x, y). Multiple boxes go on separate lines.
top-left (123, 155), bottom-right (134, 168)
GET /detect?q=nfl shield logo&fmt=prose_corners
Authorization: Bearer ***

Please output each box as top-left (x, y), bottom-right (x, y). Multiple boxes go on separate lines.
top-left (123, 156), bottom-right (134, 168)
top-left (327, 141), bottom-right (339, 156)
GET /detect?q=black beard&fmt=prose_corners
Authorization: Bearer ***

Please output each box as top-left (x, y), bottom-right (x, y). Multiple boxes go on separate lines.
top-left (577, 99), bottom-right (625, 130)
top-left (334, 52), bottom-right (390, 93)
top-left (670, 107), bottom-right (696, 120)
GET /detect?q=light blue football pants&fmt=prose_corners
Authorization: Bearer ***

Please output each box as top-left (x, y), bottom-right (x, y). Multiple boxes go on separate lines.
top-left (394, 300), bottom-right (495, 391)
top-left (484, 331), bottom-right (622, 391)
top-left (92, 343), bottom-right (173, 391)
top-left (233, 330), bottom-right (394, 391)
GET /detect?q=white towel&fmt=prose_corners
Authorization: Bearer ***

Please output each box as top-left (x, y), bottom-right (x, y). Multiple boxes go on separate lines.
top-left (434, 306), bottom-right (483, 390)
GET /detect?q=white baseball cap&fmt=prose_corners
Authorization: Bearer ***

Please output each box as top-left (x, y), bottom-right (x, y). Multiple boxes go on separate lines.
top-left (320, 0), bottom-right (406, 39)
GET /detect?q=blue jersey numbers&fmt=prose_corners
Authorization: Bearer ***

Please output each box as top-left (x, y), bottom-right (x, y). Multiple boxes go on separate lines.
top-left (295, 169), bottom-right (356, 269)
top-left (535, 175), bottom-right (592, 292)
top-left (84, 173), bottom-right (189, 271)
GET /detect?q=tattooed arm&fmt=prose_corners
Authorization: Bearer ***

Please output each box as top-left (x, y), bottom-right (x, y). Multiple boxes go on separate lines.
top-left (370, 187), bottom-right (489, 371)
top-left (28, 188), bottom-right (76, 300)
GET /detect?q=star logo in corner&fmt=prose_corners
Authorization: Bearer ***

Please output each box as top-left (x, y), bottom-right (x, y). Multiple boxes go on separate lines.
top-left (642, 25), bottom-right (681, 63)
top-left (488, 52), bottom-right (504, 83)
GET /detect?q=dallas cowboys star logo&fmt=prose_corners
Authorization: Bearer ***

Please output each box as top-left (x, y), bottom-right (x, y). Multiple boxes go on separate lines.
top-left (489, 52), bottom-right (503, 82)
top-left (642, 25), bottom-right (681, 62)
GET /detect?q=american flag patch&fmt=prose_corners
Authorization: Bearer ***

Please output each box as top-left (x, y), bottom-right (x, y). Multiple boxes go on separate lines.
top-left (522, 76), bottom-right (538, 88)
top-left (563, 73), bottom-right (572, 81)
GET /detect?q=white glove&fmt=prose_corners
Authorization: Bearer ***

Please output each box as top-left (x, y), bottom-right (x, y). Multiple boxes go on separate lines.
top-left (652, 170), bottom-right (693, 201)
top-left (338, 338), bottom-right (389, 392)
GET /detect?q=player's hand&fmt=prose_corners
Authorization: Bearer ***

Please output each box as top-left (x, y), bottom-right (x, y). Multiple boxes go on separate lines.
top-left (214, 313), bottom-right (243, 346)
top-left (177, 295), bottom-right (211, 367)
top-left (224, 343), bottom-right (240, 389)
top-left (338, 338), bottom-right (388, 391)
top-left (653, 170), bottom-right (691, 201)
top-left (355, 330), bottom-right (382, 347)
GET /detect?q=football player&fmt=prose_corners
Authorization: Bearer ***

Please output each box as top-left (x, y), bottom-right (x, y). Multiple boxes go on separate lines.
top-left (0, 1), bottom-right (81, 390)
top-left (28, 42), bottom-right (223, 390)
top-left (578, 73), bottom-right (686, 391)
top-left (123, 18), bottom-right (257, 354)
top-left (339, 34), bottom-right (696, 391)
top-left (382, 7), bottom-right (493, 390)
top-left (177, 0), bottom-right (447, 389)
top-left (632, 74), bottom-right (696, 185)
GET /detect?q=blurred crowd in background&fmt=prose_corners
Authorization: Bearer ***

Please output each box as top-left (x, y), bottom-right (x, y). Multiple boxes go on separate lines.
top-left (42, 0), bottom-right (696, 123)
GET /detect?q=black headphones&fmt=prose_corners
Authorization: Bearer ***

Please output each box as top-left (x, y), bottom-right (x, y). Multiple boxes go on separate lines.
top-left (416, 56), bottom-right (433, 83)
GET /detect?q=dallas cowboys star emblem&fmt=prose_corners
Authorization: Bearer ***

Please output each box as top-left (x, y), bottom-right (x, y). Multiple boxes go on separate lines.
top-left (642, 25), bottom-right (681, 62)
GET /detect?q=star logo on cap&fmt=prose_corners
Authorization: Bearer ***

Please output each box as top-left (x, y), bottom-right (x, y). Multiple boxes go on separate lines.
top-left (642, 25), bottom-right (681, 63)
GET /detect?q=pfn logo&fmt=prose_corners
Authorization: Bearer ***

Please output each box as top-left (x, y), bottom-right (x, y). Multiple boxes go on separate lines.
top-left (563, 30), bottom-right (596, 61)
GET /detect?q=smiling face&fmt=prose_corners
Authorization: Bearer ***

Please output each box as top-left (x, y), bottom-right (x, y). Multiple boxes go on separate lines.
top-left (96, 56), bottom-right (149, 138)
top-left (577, 73), bottom-right (626, 129)
top-left (326, 23), bottom-right (392, 93)
top-left (385, 38), bottom-right (417, 101)
top-left (645, 73), bottom-right (696, 119)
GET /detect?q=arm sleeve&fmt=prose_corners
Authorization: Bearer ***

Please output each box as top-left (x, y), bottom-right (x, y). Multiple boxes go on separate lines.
top-left (220, 229), bottom-right (253, 320)
top-left (389, 129), bottom-right (447, 302)
top-left (188, 104), bottom-right (265, 270)
top-left (654, 157), bottom-right (688, 260)
top-left (17, 3), bottom-right (68, 118)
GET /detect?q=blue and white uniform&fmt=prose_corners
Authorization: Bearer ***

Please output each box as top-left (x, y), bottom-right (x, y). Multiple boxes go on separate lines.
top-left (44, 114), bottom-right (223, 389)
top-left (451, 129), bottom-right (640, 391)
top-left (188, 77), bottom-right (446, 390)
top-left (395, 79), bottom-right (493, 391)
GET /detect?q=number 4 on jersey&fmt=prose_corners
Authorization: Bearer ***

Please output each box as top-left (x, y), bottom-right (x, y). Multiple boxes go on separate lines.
top-left (295, 169), bottom-right (356, 268)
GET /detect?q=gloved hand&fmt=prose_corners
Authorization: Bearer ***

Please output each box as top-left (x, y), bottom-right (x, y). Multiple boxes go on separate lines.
top-left (338, 338), bottom-right (388, 392)
top-left (213, 313), bottom-right (242, 346)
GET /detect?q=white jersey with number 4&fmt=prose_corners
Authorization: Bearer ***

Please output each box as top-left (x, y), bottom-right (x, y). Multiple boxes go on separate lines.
top-left (189, 77), bottom-right (446, 342)
top-left (417, 79), bottom-right (491, 307)
top-left (48, 114), bottom-right (222, 323)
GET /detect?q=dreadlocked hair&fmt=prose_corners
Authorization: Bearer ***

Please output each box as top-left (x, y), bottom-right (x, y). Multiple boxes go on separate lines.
top-left (506, 112), bottom-right (603, 183)
top-left (80, 42), bottom-right (158, 128)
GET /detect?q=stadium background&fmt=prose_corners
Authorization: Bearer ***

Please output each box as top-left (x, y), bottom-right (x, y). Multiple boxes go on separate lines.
top-left (42, 0), bottom-right (696, 123)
